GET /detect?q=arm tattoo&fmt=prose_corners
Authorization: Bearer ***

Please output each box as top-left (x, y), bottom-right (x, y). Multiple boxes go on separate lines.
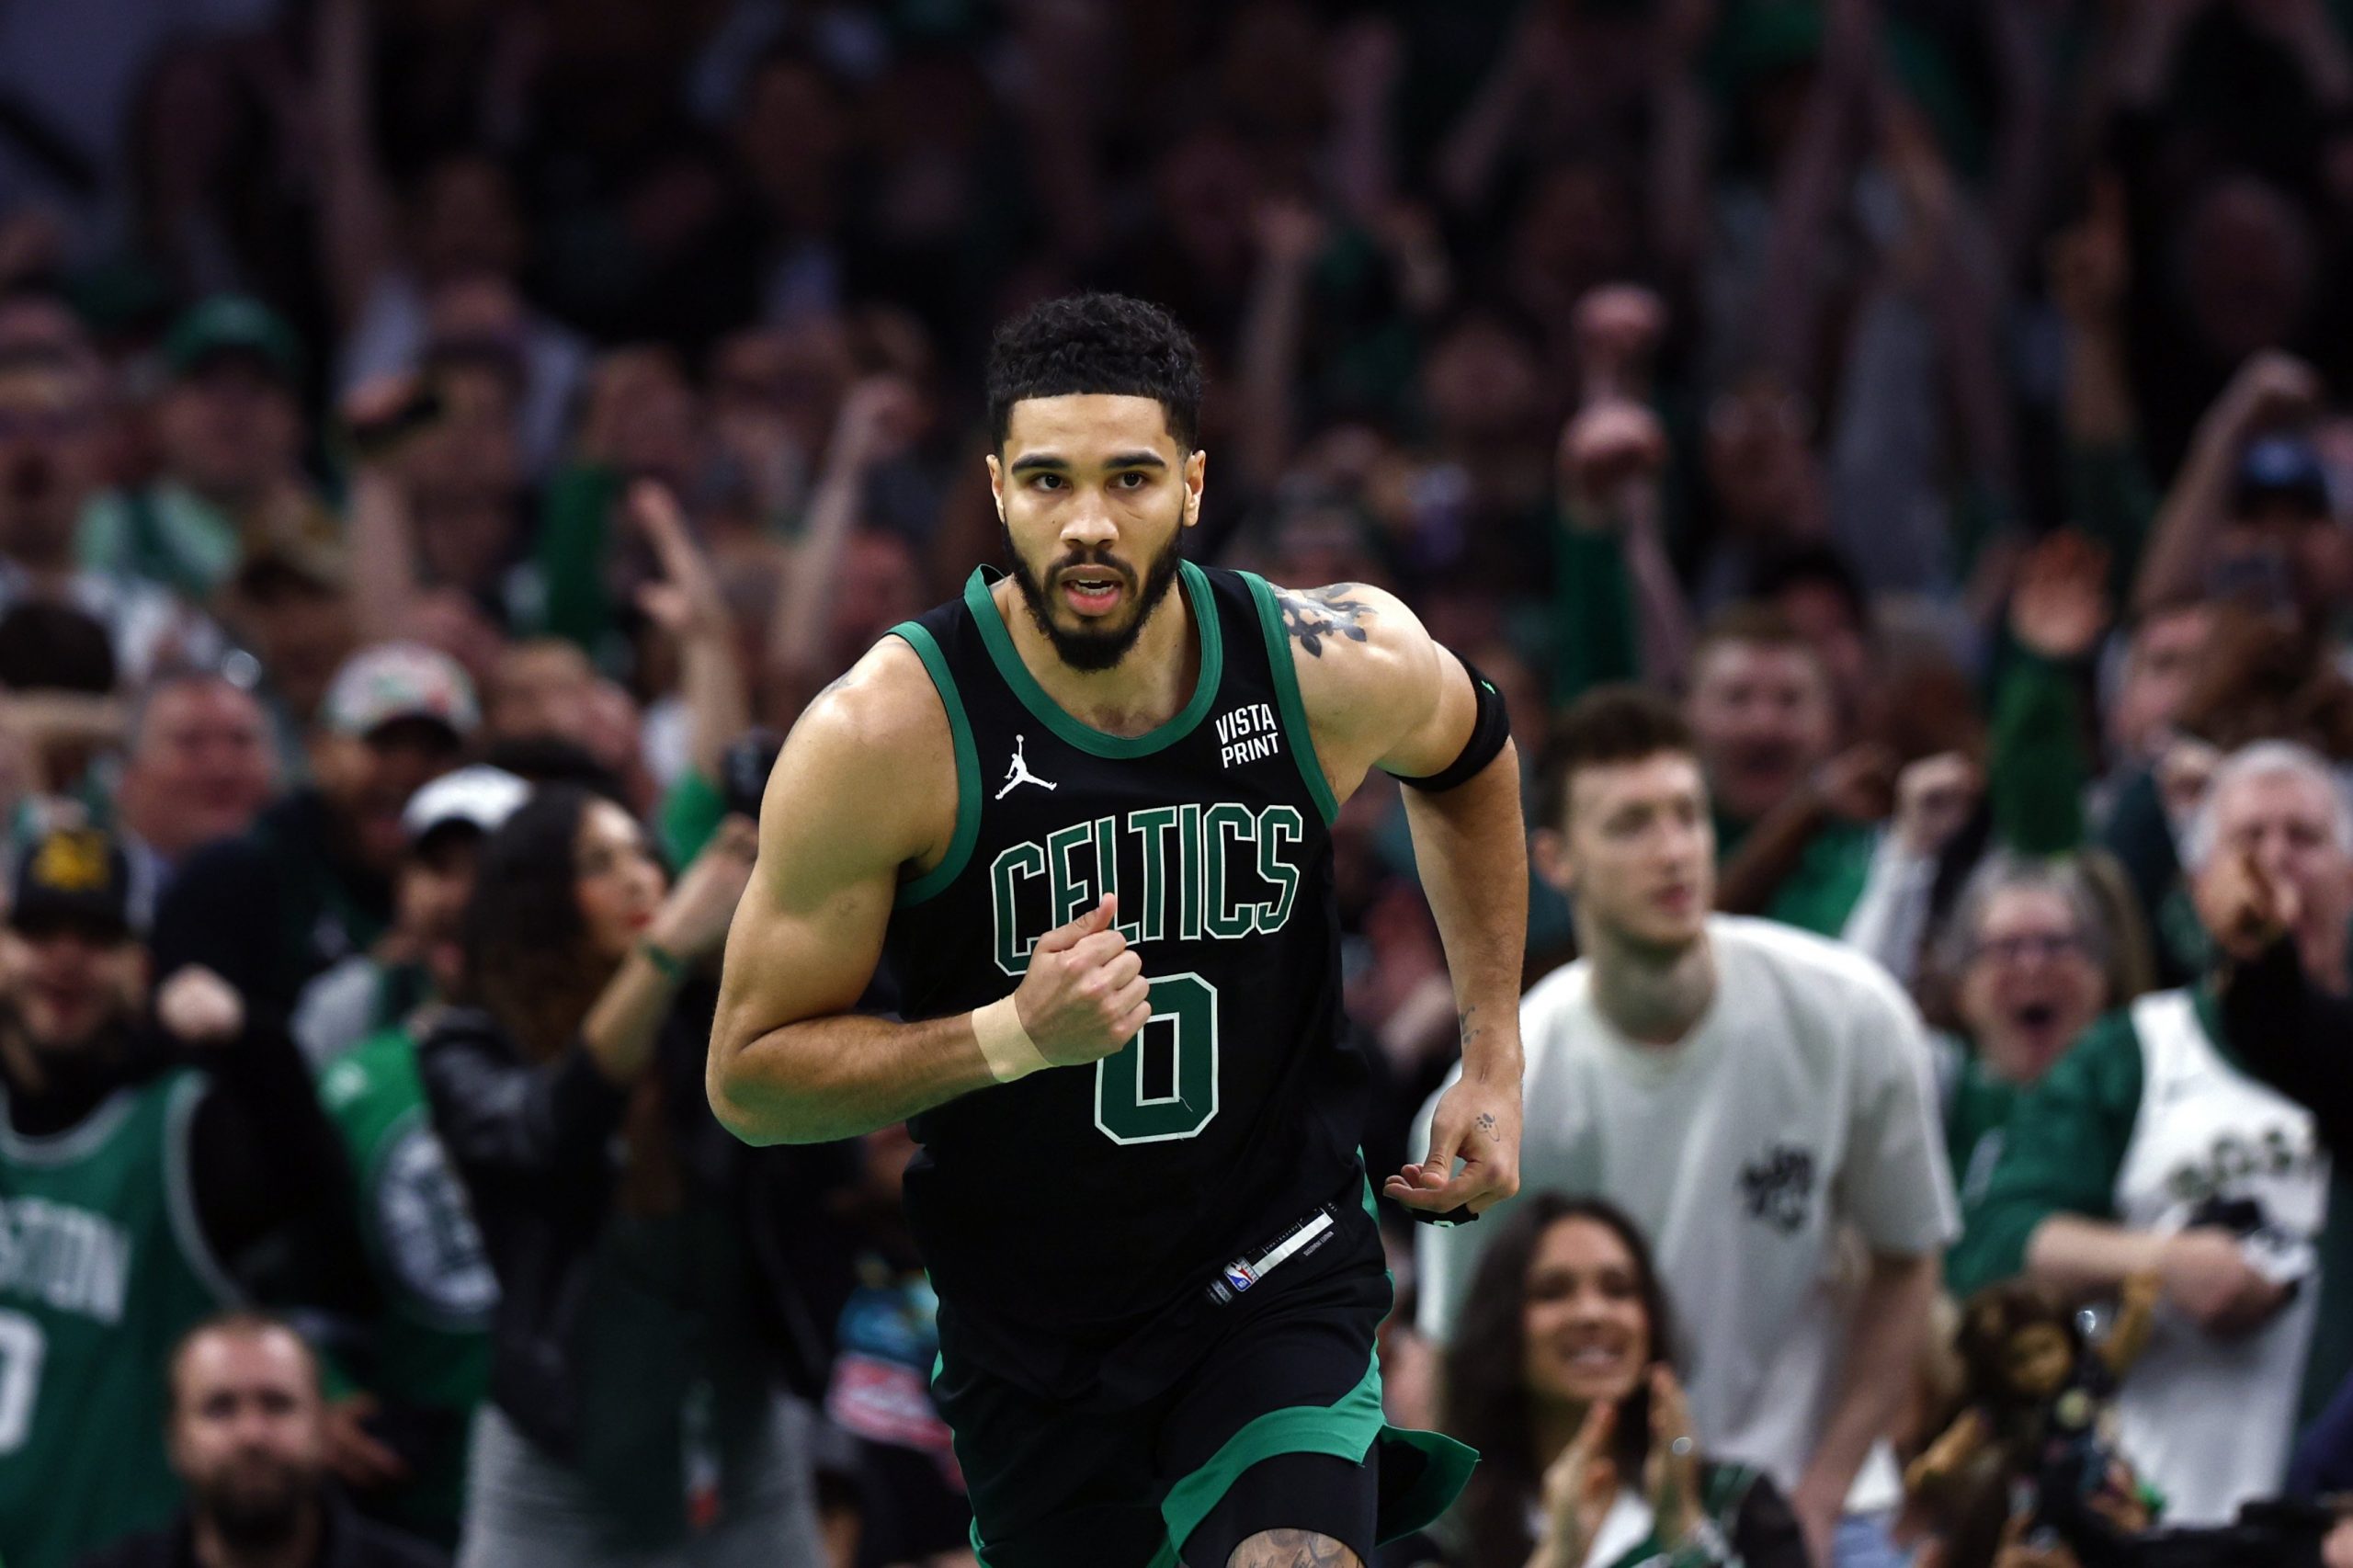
top-left (1274, 584), bottom-right (1375, 657)
top-left (1225, 1530), bottom-right (1363, 1568)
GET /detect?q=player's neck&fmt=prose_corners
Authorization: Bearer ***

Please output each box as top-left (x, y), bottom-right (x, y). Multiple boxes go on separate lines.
top-left (1587, 927), bottom-right (1716, 1047)
top-left (994, 578), bottom-right (1200, 739)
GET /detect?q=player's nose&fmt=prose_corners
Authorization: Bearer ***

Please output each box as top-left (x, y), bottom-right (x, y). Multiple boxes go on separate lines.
top-left (1060, 495), bottom-right (1119, 550)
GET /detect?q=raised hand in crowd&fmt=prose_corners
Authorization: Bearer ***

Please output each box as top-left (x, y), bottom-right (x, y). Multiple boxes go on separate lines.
top-left (2137, 349), bottom-right (2323, 615)
top-left (2009, 532), bottom-right (2113, 663)
top-left (1890, 752), bottom-right (1981, 861)
top-left (2048, 176), bottom-right (2130, 335)
top-left (769, 374), bottom-right (924, 689)
top-left (154, 964), bottom-right (244, 1045)
top-left (1815, 743), bottom-right (1901, 825)
top-left (632, 479), bottom-right (733, 644)
top-left (1558, 398), bottom-right (1668, 525)
top-left (1574, 284), bottom-right (1666, 404)
top-left (647, 814), bottom-right (759, 969)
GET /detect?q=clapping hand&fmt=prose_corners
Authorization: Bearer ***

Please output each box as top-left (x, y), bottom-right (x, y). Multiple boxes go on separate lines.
top-left (1537, 1401), bottom-right (1620, 1568)
top-left (1643, 1366), bottom-right (1702, 1547)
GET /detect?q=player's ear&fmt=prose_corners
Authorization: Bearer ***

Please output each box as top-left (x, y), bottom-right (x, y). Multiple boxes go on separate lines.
top-left (985, 453), bottom-right (1006, 521)
top-left (1532, 825), bottom-right (1575, 895)
top-left (1183, 449), bottom-right (1206, 528)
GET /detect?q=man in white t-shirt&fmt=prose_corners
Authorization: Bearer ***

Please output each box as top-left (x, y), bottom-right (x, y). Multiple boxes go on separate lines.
top-left (1414, 687), bottom-right (1956, 1568)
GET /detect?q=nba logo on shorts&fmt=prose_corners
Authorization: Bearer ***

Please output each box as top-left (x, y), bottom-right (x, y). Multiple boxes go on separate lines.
top-left (1223, 1262), bottom-right (1257, 1293)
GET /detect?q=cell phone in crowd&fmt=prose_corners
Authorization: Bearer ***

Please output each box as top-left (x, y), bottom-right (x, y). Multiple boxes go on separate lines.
top-left (2205, 549), bottom-right (2295, 613)
top-left (722, 728), bottom-right (786, 825)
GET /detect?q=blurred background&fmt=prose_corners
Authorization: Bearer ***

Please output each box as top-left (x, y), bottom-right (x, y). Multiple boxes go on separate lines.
top-left (5, 2), bottom-right (2353, 1567)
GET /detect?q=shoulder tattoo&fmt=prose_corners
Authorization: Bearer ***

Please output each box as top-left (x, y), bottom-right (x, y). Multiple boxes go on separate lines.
top-left (1274, 584), bottom-right (1375, 658)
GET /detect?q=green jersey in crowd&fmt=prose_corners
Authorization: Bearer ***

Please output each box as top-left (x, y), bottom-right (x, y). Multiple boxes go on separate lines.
top-left (317, 1027), bottom-right (495, 1545)
top-left (0, 1072), bottom-right (234, 1568)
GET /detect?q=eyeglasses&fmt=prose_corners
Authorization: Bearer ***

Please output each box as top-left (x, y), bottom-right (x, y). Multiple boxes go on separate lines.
top-left (1972, 933), bottom-right (2086, 965)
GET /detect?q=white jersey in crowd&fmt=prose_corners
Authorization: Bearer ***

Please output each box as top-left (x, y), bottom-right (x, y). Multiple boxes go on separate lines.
top-left (1415, 916), bottom-right (1959, 1512)
top-left (2109, 989), bottom-right (2327, 1526)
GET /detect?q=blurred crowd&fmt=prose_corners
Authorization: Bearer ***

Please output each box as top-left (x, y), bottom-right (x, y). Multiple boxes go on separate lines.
top-left (4, 0), bottom-right (2353, 1566)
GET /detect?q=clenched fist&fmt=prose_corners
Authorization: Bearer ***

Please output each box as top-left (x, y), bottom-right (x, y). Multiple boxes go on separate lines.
top-left (1014, 895), bottom-right (1151, 1066)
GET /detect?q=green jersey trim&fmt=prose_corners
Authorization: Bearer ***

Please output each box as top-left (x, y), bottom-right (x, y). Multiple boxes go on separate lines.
top-left (1239, 572), bottom-right (1339, 827)
top-left (165, 1072), bottom-right (242, 1306)
top-left (0, 1086), bottom-right (137, 1165)
top-left (959, 562), bottom-right (1224, 759)
top-left (890, 620), bottom-right (983, 906)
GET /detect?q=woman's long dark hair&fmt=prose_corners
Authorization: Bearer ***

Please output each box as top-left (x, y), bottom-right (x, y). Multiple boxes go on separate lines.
top-left (455, 785), bottom-right (616, 1062)
top-left (1441, 1194), bottom-right (1679, 1568)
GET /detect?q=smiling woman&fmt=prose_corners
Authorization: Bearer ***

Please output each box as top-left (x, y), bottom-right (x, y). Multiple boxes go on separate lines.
top-left (1426, 1194), bottom-right (1808, 1568)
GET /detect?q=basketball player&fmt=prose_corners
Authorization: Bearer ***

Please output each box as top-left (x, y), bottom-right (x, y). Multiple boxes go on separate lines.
top-left (710, 293), bottom-right (1529, 1568)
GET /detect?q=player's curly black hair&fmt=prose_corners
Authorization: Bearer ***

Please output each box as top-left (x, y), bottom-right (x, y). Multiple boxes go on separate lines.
top-left (984, 292), bottom-right (1204, 454)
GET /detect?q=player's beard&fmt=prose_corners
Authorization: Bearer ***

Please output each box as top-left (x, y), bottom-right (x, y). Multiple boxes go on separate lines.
top-left (1004, 518), bottom-right (1185, 674)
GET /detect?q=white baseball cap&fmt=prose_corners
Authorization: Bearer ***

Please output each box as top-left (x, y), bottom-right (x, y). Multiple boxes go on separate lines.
top-left (401, 765), bottom-right (529, 844)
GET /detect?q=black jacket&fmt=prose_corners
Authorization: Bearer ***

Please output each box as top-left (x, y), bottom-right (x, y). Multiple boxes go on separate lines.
top-left (151, 790), bottom-right (394, 1019)
top-left (417, 987), bottom-right (857, 1460)
top-left (75, 1494), bottom-right (446, 1568)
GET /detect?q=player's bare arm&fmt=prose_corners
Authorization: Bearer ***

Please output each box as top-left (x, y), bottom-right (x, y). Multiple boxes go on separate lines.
top-left (708, 641), bottom-right (1152, 1145)
top-left (1274, 580), bottom-right (1528, 1221)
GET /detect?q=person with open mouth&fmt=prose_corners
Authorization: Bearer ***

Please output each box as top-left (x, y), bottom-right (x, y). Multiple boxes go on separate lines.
top-left (1933, 858), bottom-right (2116, 1221)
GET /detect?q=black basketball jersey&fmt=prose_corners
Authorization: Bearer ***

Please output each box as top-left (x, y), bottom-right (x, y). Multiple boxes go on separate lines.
top-left (879, 562), bottom-right (1374, 1406)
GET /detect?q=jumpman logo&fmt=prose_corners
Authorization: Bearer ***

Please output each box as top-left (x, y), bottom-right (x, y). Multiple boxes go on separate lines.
top-left (996, 734), bottom-right (1057, 800)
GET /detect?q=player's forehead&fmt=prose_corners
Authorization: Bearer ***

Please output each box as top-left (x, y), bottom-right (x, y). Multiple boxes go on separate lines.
top-left (1001, 393), bottom-right (1183, 468)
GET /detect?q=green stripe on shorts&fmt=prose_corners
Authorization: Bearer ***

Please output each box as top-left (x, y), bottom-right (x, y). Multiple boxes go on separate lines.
top-left (1151, 1352), bottom-right (1477, 1564)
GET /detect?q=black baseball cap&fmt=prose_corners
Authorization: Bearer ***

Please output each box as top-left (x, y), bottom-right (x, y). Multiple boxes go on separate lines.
top-left (10, 827), bottom-right (132, 940)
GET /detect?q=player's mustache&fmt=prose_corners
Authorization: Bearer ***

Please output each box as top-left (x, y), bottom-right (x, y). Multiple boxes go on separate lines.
top-left (1051, 554), bottom-right (1137, 588)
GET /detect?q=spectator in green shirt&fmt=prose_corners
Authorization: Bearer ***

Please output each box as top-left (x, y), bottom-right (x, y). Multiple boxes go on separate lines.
top-left (1929, 857), bottom-right (2116, 1226)
top-left (1687, 603), bottom-right (1880, 937)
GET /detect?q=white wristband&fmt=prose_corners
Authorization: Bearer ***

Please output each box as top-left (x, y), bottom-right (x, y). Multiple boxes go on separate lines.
top-left (972, 994), bottom-right (1048, 1084)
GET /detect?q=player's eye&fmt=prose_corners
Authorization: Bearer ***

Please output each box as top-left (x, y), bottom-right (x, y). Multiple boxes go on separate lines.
top-left (1028, 472), bottom-right (1064, 491)
top-left (1112, 471), bottom-right (1149, 490)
